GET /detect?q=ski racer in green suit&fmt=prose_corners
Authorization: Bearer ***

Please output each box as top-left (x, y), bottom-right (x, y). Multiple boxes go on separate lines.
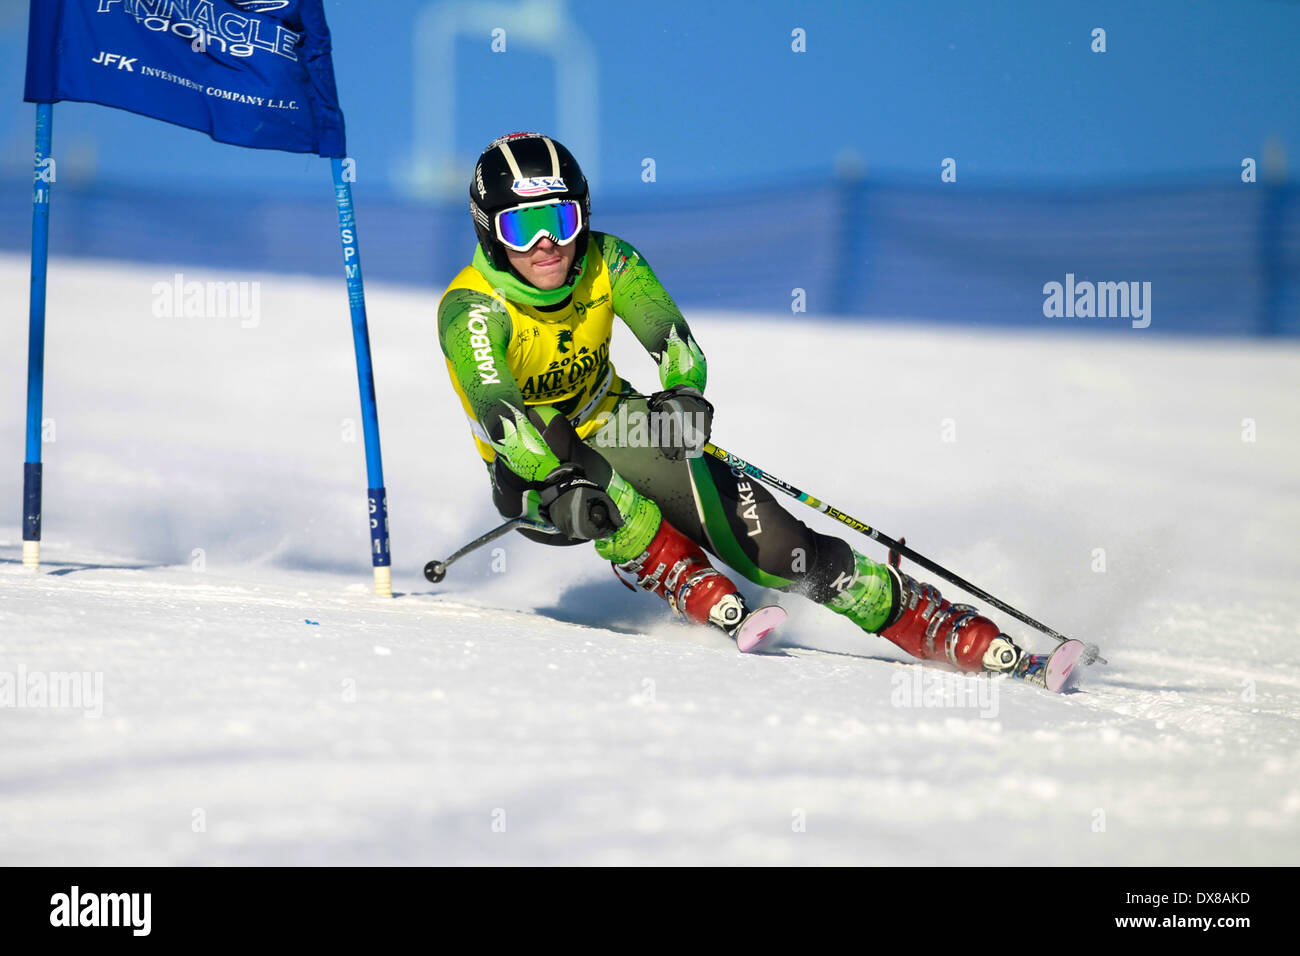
top-left (437, 132), bottom-right (1034, 676)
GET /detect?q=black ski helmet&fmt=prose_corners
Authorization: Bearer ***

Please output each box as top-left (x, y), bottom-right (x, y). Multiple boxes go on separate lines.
top-left (469, 132), bottom-right (591, 282)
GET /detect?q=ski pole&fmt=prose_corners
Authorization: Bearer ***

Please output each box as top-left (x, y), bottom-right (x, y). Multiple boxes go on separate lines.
top-left (424, 517), bottom-right (557, 583)
top-left (701, 442), bottom-right (1106, 665)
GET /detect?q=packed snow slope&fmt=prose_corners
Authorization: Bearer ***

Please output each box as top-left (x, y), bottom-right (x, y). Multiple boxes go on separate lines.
top-left (1, 256), bottom-right (1297, 865)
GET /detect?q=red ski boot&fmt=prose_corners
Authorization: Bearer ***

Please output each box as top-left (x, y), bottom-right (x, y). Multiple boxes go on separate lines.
top-left (878, 569), bottom-right (1022, 675)
top-left (616, 519), bottom-right (749, 632)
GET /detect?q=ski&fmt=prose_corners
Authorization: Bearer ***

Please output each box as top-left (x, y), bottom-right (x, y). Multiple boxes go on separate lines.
top-left (729, 605), bottom-right (788, 653)
top-left (1010, 638), bottom-right (1086, 692)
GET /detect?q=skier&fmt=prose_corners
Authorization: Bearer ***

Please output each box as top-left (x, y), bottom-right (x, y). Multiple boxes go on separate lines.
top-left (437, 131), bottom-right (1037, 677)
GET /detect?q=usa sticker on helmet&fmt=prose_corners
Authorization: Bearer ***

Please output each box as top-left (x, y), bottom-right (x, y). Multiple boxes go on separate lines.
top-left (511, 177), bottom-right (568, 197)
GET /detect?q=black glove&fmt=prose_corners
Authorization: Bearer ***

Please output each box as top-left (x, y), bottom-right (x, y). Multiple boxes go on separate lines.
top-left (537, 464), bottom-right (623, 541)
top-left (648, 385), bottom-right (714, 460)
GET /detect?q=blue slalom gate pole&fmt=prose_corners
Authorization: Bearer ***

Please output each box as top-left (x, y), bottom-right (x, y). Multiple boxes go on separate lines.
top-left (331, 158), bottom-right (392, 596)
top-left (22, 103), bottom-right (53, 570)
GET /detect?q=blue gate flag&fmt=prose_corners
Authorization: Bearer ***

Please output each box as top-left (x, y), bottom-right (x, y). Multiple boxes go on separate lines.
top-left (24, 0), bottom-right (346, 157)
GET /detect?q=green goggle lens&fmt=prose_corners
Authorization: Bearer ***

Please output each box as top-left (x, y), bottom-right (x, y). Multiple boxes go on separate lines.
top-left (495, 201), bottom-right (582, 251)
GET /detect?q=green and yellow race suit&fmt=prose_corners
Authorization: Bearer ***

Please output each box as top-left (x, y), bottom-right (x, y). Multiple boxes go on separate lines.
top-left (437, 231), bottom-right (894, 629)
top-left (439, 231), bottom-right (705, 469)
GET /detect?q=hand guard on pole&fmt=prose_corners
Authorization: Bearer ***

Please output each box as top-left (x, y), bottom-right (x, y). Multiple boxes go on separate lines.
top-left (537, 464), bottom-right (623, 541)
top-left (648, 385), bottom-right (714, 460)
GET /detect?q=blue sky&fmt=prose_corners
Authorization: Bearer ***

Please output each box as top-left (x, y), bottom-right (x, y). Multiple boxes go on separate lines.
top-left (1, 0), bottom-right (1297, 197)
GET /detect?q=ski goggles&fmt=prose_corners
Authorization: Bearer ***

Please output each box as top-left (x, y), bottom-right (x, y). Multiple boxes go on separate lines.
top-left (494, 199), bottom-right (583, 252)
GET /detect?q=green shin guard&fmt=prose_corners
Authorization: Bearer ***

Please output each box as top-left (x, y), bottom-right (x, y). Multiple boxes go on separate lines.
top-left (594, 472), bottom-right (662, 564)
top-left (826, 550), bottom-right (897, 633)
